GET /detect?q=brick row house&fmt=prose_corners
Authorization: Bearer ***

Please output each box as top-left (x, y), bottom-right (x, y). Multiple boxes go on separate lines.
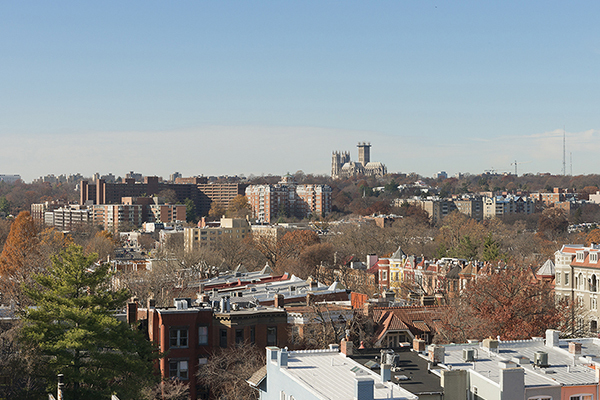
top-left (131, 299), bottom-right (287, 400)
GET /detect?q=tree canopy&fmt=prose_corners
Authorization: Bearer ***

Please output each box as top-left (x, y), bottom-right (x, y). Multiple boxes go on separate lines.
top-left (20, 244), bottom-right (159, 400)
top-left (437, 267), bottom-right (568, 343)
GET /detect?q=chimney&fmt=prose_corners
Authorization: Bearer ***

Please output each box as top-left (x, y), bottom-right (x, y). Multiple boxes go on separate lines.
top-left (381, 363), bottom-right (391, 382)
top-left (306, 293), bottom-right (314, 306)
top-left (354, 376), bottom-right (374, 400)
top-left (428, 344), bottom-right (445, 364)
top-left (545, 329), bottom-right (559, 348)
top-left (499, 366), bottom-right (524, 399)
top-left (341, 338), bottom-right (354, 356)
top-left (362, 302), bottom-right (373, 318)
top-left (127, 301), bottom-right (138, 324)
top-left (274, 294), bottom-right (285, 308)
top-left (482, 337), bottom-right (499, 351)
top-left (147, 298), bottom-right (156, 309)
top-left (569, 342), bottom-right (582, 355)
top-left (266, 346), bottom-right (279, 363)
top-left (278, 348), bottom-right (288, 368)
top-left (413, 338), bottom-right (426, 352)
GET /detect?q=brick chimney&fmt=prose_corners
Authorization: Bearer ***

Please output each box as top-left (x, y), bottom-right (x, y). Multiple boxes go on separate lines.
top-left (413, 337), bottom-right (426, 352)
top-left (341, 338), bottom-right (354, 356)
top-left (127, 301), bottom-right (138, 324)
top-left (569, 342), bottom-right (582, 355)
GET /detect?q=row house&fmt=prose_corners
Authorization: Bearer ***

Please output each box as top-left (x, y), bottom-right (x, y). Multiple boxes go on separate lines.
top-left (131, 298), bottom-right (288, 400)
top-left (377, 248), bottom-right (508, 303)
top-left (440, 329), bottom-right (600, 400)
top-left (368, 304), bottom-right (447, 347)
top-left (554, 244), bottom-right (600, 334)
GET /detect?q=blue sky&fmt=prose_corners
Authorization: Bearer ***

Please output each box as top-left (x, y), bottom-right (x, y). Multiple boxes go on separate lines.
top-left (1, 1), bottom-right (599, 181)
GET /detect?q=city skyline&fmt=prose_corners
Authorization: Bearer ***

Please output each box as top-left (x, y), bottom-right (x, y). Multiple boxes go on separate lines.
top-left (1, 1), bottom-right (600, 181)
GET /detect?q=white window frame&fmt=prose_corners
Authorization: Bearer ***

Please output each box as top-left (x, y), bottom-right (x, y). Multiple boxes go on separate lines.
top-left (198, 325), bottom-right (209, 345)
top-left (170, 328), bottom-right (189, 348)
top-left (569, 395), bottom-right (593, 400)
top-left (169, 359), bottom-right (189, 380)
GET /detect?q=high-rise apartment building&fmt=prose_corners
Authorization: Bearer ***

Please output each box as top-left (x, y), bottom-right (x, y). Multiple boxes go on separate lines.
top-left (45, 205), bottom-right (92, 231)
top-left (246, 176), bottom-right (331, 223)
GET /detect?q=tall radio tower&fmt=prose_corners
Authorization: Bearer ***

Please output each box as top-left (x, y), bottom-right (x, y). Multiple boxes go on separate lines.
top-left (562, 128), bottom-right (566, 176)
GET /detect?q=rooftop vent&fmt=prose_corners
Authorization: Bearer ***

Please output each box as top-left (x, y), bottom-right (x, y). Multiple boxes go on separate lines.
top-left (463, 348), bottom-right (476, 362)
top-left (534, 351), bottom-right (549, 367)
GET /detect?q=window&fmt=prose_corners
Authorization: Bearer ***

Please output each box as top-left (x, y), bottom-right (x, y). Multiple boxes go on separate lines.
top-left (198, 326), bottom-right (208, 345)
top-left (220, 329), bottom-right (228, 348)
top-left (198, 357), bottom-right (208, 365)
top-left (169, 360), bottom-right (189, 380)
top-left (570, 395), bottom-right (592, 400)
top-left (556, 273), bottom-right (561, 284)
top-left (267, 327), bottom-right (277, 346)
top-left (592, 297), bottom-right (597, 311)
top-left (528, 397), bottom-right (552, 400)
top-left (591, 320), bottom-right (598, 333)
top-left (170, 328), bottom-right (188, 348)
top-left (235, 329), bottom-right (244, 344)
top-left (565, 273), bottom-right (570, 285)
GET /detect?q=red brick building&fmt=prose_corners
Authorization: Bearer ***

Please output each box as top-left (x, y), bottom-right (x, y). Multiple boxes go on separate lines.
top-left (132, 299), bottom-right (288, 400)
top-left (245, 176), bottom-right (331, 223)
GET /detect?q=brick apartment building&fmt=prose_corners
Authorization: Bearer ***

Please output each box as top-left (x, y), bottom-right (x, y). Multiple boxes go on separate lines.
top-left (246, 175), bottom-right (332, 223)
top-left (80, 176), bottom-right (246, 217)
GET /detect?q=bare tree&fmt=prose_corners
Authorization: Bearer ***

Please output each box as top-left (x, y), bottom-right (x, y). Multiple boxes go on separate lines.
top-left (197, 343), bottom-right (265, 400)
top-left (141, 379), bottom-right (189, 400)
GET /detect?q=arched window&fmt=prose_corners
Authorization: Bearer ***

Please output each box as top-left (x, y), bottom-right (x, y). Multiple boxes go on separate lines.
top-left (578, 273), bottom-right (584, 290)
top-left (591, 275), bottom-right (597, 292)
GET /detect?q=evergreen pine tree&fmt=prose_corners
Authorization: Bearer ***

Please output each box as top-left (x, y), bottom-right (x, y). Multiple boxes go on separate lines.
top-left (20, 245), bottom-right (159, 400)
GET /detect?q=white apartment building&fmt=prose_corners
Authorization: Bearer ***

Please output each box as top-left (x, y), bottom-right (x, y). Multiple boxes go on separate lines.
top-left (554, 244), bottom-right (600, 334)
top-left (483, 195), bottom-right (535, 219)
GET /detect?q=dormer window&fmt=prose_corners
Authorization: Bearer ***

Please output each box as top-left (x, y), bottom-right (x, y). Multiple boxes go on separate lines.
top-left (576, 251), bottom-right (585, 262)
top-left (591, 253), bottom-right (598, 263)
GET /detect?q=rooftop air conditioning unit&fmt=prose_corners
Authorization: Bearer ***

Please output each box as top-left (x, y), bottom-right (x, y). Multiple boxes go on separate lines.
top-left (463, 348), bottom-right (475, 362)
top-left (534, 351), bottom-right (549, 367)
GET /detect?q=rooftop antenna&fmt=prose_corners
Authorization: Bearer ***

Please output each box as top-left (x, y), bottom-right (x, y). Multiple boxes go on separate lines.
top-left (563, 127), bottom-right (566, 176)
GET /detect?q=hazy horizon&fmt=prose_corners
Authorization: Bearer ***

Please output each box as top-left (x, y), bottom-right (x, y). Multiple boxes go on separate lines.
top-left (2, 2), bottom-right (599, 181)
